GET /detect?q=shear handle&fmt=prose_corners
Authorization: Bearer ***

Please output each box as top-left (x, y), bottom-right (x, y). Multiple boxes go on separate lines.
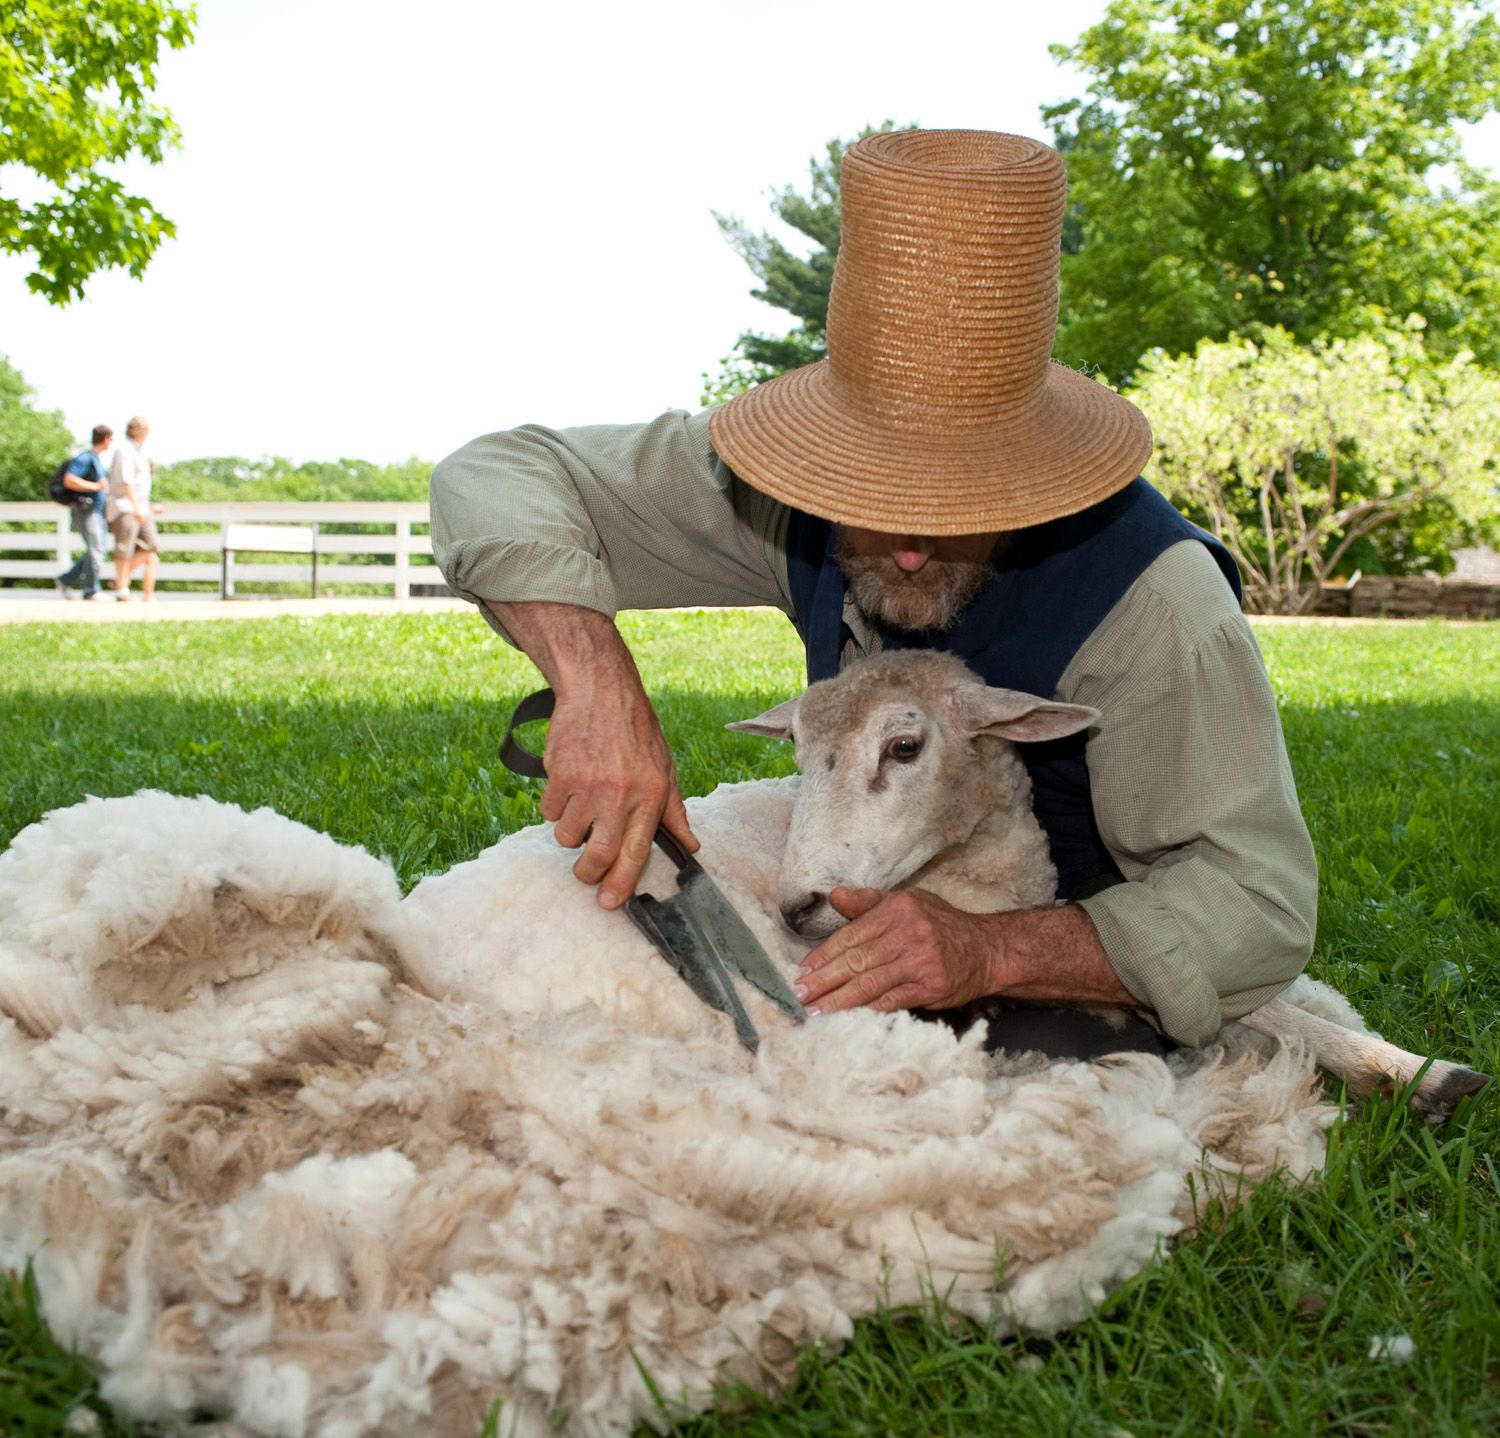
top-left (498, 688), bottom-right (555, 780)
top-left (498, 686), bottom-right (696, 876)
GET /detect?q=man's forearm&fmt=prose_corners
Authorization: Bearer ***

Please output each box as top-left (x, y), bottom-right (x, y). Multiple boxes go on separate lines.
top-left (981, 902), bottom-right (1139, 1007)
top-left (797, 887), bottom-right (1144, 1015)
top-left (487, 600), bottom-right (644, 701)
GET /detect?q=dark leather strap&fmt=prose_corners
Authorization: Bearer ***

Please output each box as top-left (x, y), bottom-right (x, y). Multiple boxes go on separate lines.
top-left (498, 688), bottom-right (555, 780)
top-left (497, 686), bottom-right (691, 876)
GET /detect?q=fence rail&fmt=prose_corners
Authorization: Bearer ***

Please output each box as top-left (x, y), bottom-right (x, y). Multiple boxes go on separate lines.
top-left (0, 502), bottom-right (445, 599)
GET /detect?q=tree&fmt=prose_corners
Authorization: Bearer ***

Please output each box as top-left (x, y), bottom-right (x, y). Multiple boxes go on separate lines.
top-left (1045, 0), bottom-right (1500, 380)
top-left (702, 124), bottom-right (901, 403)
top-left (0, 355), bottom-right (74, 502)
top-left (155, 455), bottom-right (433, 502)
top-left (2, 1), bottom-right (197, 304)
top-left (1129, 324), bottom-right (1500, 613)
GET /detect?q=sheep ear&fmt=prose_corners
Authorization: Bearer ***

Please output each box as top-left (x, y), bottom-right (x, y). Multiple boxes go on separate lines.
top-left (725, 695), bottom-right (800, 741)
top-left (952, 685), bottom-right (1099, 743)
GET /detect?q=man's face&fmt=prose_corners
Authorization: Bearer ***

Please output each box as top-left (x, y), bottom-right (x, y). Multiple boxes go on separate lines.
top-left (835, 526), bottom-right (1001, 632)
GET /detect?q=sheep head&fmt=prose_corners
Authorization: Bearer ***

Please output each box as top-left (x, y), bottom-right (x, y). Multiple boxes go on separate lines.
top-left (728, 652), bottom-right (1097, 939)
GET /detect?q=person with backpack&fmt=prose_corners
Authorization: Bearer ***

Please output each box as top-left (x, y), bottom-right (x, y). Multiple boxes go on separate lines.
top-left (54, 425), bottom-right (114, 601)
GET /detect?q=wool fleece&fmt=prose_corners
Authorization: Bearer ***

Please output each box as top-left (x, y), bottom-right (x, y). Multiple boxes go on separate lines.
top-left (0, 788), bottom-right (1339, 1437)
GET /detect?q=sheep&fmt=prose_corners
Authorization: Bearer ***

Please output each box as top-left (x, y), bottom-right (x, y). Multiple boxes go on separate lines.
top-left (0, 651), bottom-right (1481, 1438)
top-left (722, 649), bottom-right (1491, 1121)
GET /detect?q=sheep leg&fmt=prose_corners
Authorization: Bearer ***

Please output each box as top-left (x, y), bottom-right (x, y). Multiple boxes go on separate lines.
top-left (1239, 999), bottom-right (1491, 1124)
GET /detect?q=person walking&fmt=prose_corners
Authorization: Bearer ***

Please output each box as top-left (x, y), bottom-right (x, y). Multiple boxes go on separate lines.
top-left (55, 425), bottom-right (114, 601)
top-left (106, 416), bottom-right (165, 601)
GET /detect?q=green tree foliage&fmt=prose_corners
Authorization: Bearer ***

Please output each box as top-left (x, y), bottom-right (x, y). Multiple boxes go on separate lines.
top-left (1046, 0), bottom-right (1500, 380)
top-left (155, 455), bottom-right (432, 502)
top-left (1130, 323), bottom-right (1500, 612)
top-left (702, 124), bottom-right (901, 404)
top-left (0, 355), bottom-right (74, 502)
top-left (2, 0), bottom-right (197, 303)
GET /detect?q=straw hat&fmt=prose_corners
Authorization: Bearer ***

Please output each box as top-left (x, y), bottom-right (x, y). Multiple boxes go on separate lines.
top-left (707, 129), bottom-right (1153, 536)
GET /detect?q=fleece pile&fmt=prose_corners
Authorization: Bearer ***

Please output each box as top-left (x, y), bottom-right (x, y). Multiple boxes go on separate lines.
top-left (0, 787), bottom-right (1340, 1437)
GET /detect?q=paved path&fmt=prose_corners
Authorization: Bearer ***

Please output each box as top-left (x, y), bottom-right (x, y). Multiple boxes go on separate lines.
top-left (0, 593), bottom-right (473, 625)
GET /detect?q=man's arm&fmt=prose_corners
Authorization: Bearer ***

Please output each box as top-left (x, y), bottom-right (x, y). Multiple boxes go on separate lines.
top-left (430, 409), bottom-right (791, 636)
top-left (1070, 596), bottom-right (1317, 1044)
top-left (793, 887), bottom-right (1133, 1014)
top-left (430, 409), bottom-right (791, 904)
top-left (107, 448), bottom-right (137, 511)
top-left (61, 460), bottom-right (106, 493)
top-left (794, 543), bottom-right (1317, 1046)
top-left (488, 599), bottom-right (698, 910)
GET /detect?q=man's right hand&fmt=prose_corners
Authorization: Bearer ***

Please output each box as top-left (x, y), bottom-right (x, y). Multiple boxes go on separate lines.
top-left (489, 600), bottom-right (698, 908)
top-left (538, 678), bottom-right (696, 908)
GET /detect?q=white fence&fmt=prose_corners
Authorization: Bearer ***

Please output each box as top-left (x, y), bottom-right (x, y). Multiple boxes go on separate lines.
top-left (0, 502), bottom-right (444, 599)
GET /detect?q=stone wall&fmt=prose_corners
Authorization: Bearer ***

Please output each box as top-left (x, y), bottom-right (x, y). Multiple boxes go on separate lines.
top-left (1308, 575), bottom-right (1500, 620)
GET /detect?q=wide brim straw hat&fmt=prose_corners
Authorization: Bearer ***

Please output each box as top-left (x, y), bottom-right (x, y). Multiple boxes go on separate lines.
top-left (708, 129), bottom-right (1153, 536)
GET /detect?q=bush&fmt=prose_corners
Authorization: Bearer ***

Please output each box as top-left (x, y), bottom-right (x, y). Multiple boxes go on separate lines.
top-left (1129, 322), bottom-right (1500, 613)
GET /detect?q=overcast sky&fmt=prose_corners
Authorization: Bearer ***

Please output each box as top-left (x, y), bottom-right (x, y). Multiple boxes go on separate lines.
top-left (3, 0), bottom-right (1498, 466)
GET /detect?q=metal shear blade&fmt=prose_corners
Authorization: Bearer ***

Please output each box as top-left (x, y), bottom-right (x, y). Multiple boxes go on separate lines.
top-left (625, 892), bottom-right (762, 1052)
top-left (499, 686), bottom-right (807, 1053)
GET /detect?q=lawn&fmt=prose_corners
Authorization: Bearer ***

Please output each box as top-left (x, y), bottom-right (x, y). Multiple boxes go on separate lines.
top-left (1, 609), bottom-right (1496, 1437)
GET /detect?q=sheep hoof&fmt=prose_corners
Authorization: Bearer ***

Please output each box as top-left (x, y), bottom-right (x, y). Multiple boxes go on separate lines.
top-left (1418, 1065), bottom-right (1492, 1125)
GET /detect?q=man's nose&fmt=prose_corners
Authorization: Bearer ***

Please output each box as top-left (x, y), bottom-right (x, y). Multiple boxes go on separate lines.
top-left (888, 536), bottom-right (935, 573)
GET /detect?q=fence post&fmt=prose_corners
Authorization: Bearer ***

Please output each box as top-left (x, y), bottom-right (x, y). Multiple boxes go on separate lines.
top-left (394, 515), bottom-right (411, 600)
top-left (55, 512), bottom-right (71, 572)
top-left (222, 519), bottom-right (235, 598)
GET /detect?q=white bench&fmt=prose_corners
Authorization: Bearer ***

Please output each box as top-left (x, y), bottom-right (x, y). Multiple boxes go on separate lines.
top-left (220, 522), bottom-right (318, 599)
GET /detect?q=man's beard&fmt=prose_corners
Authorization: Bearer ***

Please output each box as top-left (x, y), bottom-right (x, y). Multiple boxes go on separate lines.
top-left (834, 531), bottom-right (999, 633)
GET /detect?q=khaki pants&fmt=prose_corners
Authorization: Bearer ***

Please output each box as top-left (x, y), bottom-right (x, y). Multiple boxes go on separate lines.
top-left (110, 511), bottom-right (160, 560)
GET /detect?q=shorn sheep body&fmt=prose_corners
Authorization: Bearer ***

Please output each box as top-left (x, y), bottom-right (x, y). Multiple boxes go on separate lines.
top-left (0, 652), bottom-right (1484, 1437)
top-left (721, 650), bottom-right (1489, 1116)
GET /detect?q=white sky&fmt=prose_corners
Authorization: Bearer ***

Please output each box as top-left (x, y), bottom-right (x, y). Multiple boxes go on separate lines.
top-left (2, 0), bottom-right (1498, 466)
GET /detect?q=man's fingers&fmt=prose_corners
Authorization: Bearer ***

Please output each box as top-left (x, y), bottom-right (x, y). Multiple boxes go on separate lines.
top-left (660, 788), bottom-right (700, 854)
top-left (870, 982), bottom-right (929, 1014)
top-left (526, 683), bottom-right (689, 901)
top-left (800, 892), bottom-right (893, 969)
top-left (572, 813), bottom-right (624, 884)
top-left (551, 792), bottom-right (591, 847)
top-left (807, 957), bottom-right (916, 1014)
top-left (597, 808), bottom-right (663, 909)
top-left (797, 943), bottom-right (898, 1006)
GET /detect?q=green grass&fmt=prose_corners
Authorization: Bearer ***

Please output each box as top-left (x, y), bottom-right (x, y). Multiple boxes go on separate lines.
top-left (1, 611), bottom-right (1496, 1437)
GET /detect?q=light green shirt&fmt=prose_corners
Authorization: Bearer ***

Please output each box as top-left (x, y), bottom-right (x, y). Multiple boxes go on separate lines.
top-left (431, 408), bottom-right (1317, 1046)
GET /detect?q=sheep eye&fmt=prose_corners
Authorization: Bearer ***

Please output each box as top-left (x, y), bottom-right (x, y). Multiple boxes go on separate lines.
top-left (886, 736), bottom-right (923, 763)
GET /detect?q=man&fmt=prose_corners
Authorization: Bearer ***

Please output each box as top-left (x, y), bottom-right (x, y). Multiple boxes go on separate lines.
top-left (429, 130), bottom-right (1317, 1055)
top-left (55, 424), bottom-right (113, 601)
top-left (106, 416), bottom-right (164, 601)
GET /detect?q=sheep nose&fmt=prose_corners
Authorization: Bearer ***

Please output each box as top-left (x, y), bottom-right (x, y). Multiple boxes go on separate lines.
top-left (780, 893), bottom-right (825, 935)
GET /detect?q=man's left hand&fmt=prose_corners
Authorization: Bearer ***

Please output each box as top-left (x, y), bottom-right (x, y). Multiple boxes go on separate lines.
top-left (794, 887), bottom-right (1002, 1015)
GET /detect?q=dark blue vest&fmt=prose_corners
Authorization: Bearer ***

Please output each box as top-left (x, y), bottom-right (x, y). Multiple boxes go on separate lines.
top-left (783, 478), bottom-right (1242, 899)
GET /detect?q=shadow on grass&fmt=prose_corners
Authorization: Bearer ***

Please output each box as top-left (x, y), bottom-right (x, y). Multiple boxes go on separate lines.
top-left (1, 685), bottom-right (801, 891)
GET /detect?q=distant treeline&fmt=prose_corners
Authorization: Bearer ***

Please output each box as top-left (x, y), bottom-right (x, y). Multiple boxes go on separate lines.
top-left (154, 456), bottom-right (432, 503)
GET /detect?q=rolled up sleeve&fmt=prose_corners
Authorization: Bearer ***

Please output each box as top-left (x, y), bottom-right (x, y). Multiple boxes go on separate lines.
top-left (1065, 545), bottom-right (1318, 1046)
top-left (429, 409), bottom-right (790, 643)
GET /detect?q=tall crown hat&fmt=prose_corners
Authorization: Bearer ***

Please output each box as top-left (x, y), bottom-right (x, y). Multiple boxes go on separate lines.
top-left (708, 129), bottom-right (1153, 535)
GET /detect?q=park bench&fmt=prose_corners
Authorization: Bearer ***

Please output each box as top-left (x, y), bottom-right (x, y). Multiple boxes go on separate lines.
top-left (220, 521), bottom-right (318, 599)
